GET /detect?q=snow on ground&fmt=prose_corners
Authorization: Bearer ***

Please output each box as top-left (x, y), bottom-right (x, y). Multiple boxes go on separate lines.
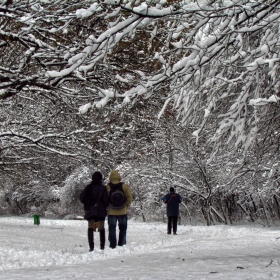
top-left (0, 216), bottom-right (280, 279)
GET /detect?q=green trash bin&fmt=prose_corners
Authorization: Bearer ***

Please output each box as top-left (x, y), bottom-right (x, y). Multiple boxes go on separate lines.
top-left (34, 214), bottom-right (40, 226)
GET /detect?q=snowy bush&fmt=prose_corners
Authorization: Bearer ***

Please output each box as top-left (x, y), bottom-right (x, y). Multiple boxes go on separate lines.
top-left (58, 165), bottom-right (93, 216)
top-left (0, 181), bottom-right (57, 216)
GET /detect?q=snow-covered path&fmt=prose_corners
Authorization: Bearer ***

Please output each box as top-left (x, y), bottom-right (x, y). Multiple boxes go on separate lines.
top-left (0, 217), bottom-right (280, 279)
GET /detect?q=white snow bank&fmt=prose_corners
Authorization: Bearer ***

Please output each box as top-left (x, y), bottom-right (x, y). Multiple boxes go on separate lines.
top-left (0, 217), bottom-right (280, 279)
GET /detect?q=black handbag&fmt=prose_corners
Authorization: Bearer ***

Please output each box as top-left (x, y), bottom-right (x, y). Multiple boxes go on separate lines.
top-left (84, 188), bottom-right (103, 221)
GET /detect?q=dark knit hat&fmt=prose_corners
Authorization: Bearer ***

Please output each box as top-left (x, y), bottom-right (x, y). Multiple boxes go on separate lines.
top-left (170, 187), bottom-right (175, 192)
top-left (92, 171), bottom-right (103, 184)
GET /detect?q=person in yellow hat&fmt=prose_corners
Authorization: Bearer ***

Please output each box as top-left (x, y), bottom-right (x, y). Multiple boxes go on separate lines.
top-left (106, 170), bottom-right (132, 249)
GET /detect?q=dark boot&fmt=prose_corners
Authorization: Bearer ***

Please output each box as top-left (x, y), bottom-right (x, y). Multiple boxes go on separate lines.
top-left (88, 228), bottom-right (94, 252)
top-left (167, 217), bottom-right (172, 234)
top-left (100, 229), bottom-right (105, 250)
top-left (173, 216), bottom-right (178, 234)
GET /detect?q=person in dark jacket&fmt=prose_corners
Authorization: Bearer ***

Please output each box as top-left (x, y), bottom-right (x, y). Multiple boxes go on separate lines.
top-left (162, 187), bottom-right (182, 235)
top-left (79, 171), bottom-right (108, 251)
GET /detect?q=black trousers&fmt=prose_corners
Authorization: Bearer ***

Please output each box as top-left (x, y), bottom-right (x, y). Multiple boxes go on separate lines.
top-left (167, 216), bottom-right (178, 234)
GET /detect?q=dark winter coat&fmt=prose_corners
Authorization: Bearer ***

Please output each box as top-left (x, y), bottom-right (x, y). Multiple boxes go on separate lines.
top-left (162, 192), bottom-right (182, 217)
top-left (79, 183), bottom-right (108, 221)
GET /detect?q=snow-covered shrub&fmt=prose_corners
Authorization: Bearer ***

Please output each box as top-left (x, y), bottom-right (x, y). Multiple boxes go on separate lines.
top-left (0, 196), bottom-right (10, 215)
top-left (58, 165), bottom-right (93, 216)
top-left (44, 210), bottom-right (57, 219)
top-left (1, 181), bottom-right (56, 215)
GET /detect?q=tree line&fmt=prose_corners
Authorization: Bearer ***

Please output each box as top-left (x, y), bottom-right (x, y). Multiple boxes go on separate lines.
top-left (1, 0), bottom-right (279, 225)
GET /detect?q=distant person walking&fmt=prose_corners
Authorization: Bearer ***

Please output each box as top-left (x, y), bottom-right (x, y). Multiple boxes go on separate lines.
top-left (79, 171), bottom-right (108, 251)
top-left (106, 170), bottom-right (132, 249)
top-left (162, 187), bottom-right (182, 235)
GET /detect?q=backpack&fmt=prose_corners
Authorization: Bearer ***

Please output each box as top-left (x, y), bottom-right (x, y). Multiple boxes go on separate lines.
top-left (108, 182), bottom-right (126, 209)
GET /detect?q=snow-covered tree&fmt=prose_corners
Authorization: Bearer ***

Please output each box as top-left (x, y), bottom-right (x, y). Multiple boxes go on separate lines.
top-left (2, 0), bottom-right (279, 153)
top-left (1, 0), bottom-right (280, 223)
